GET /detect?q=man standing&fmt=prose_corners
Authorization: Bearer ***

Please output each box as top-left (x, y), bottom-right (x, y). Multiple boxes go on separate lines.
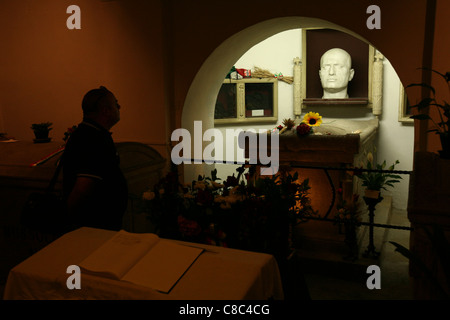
top-left (63, 86), bottom-right (128, 231)
top-left (319, 48), bottom-right (355, 99)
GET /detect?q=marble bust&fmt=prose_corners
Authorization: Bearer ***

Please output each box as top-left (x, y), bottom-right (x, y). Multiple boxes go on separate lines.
top-left (319, 48), bottom-right (355, 99)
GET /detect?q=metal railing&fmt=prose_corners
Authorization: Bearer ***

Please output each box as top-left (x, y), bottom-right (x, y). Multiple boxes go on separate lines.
top-left (288, 163), bottom-right (413, 231)
top-left (183, 158), bottom-right (413, 231)
top-left (182, 158), bottom-right (414, 259)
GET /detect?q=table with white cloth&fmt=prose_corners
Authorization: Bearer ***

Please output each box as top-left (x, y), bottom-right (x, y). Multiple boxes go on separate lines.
top-left (3, 227), bottom-right (284, 300)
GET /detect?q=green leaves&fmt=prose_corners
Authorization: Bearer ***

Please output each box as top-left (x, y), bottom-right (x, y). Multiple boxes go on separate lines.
top-left (31, 122), bottom-right (53, 132)
top-left (356, 158), bottom-right (402, 191)
top-left (406, 69), bottom-right (449, 134)
top-left (410, 114), bottom-right (431, 120)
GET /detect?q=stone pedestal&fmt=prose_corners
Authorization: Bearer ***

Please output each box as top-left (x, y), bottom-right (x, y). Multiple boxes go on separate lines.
top-left (243, 122), bottom-right (380, 266)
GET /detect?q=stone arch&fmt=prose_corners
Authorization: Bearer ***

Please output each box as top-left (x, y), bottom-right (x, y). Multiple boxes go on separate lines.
top-left (180, 17), bottom-right (388, 181)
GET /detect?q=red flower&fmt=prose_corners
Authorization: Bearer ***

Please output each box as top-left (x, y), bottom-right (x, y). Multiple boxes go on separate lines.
top-left (177, 215), bottom-right (201, 236)
top-left (296, 123), bottom-right (311, 136)
top-left (196, 188), bottom-right (213, 205)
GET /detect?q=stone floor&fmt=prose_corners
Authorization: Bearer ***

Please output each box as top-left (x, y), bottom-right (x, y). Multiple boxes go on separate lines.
top-left (300, 207), bottom-right (413, 300)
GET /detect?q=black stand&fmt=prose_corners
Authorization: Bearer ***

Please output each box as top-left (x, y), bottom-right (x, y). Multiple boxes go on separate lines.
top-left (343, 221), bottom-right (358, 261)
top-left (362, 196), bottom-right (383, 259)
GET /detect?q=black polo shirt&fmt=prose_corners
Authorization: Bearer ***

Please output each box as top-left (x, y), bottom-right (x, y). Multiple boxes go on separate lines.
top-left (62, 119), bottom-right (128, 231)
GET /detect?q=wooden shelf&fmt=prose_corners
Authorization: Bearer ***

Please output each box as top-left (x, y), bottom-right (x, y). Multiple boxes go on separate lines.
top-left (303, 98), bottom-right (369, 106)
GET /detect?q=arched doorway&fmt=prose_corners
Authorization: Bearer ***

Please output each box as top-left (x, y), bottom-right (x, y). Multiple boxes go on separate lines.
top-left (180, 16), bottom-right (413, 210)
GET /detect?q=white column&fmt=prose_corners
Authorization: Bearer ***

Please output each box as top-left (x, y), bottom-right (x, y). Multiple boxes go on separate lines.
top-left (372, 51), bottom-right (384, 117)
top-left (293, 57), bottom-right (302, 120)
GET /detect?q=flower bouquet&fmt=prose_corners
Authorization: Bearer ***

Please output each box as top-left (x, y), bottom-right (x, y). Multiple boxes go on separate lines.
top-left (272, 112), bottom-right (323, 137)
top-left (139, 165), bottom-right (317, 259)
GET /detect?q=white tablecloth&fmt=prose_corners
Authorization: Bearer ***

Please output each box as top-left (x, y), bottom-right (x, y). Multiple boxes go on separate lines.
top-left (4, 227), bottom-right (284, 300)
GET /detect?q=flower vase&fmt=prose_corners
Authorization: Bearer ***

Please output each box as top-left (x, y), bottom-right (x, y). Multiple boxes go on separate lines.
top-left (33, 130), bottom-right (51, 143)
top-left (439, 133), bottom-right (450, 159)
top-left (364, 189), bottom-right (380, 199)
top-left (34, 131), bottom-right (49, 140)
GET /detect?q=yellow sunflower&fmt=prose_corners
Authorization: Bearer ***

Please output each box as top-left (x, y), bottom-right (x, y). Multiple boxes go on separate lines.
top-left (302, 112), bottom-right (322, 127)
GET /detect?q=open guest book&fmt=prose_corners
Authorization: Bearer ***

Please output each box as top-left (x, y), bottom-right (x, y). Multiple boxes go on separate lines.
top-left (79, 230), bottom-right (204, 293)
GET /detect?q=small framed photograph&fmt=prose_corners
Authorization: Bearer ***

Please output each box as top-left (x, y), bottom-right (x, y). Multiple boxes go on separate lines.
top-left (398, 84), bottom-right (413, 123)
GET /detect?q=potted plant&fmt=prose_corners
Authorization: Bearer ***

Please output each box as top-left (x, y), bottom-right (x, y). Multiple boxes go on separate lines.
top-left (31, 122), bottom-right (53, 141)
top-left (356, 152), bottom-right (402, 199)
top-left (407, 69), bottom-right (450, 159)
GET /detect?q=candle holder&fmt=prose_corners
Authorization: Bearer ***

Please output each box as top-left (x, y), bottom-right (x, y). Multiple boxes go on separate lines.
top-left (362, 195), bottom-right (383, 258)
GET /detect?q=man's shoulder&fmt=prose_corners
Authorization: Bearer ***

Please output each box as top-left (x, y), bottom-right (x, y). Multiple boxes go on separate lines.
top-left (64, 127), bottom-right (102, 153)
top-left (70, 122), bottom-right (106, 140)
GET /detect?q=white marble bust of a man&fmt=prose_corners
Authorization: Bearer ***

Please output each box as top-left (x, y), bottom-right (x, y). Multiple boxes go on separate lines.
top-left (319, 48), bottom-right (355, 99)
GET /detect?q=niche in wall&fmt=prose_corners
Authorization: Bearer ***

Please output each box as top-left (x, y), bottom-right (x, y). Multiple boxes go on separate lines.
top-left (214, 77), bottom-right (278, 125)
top-left (301, 28), bottom-right (375, 107)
